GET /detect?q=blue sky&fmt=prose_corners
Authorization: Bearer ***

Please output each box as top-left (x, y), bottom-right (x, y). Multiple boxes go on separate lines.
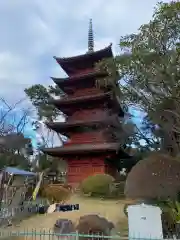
top-left (0, 0), bottom-right (170, 143)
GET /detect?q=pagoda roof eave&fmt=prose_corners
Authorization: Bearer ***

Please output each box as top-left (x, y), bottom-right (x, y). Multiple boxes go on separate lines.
top-left (42, 142), bottom-right (120, 156)
top-left (51, 71), bottom-right (107, 87)
top-left (46, 115), bottom-right (121, 133)
top-left (53, 44), bottom-right (112, 63)
top-left (49, 91), bottom-right (124, 117)
top-left (50, 91), bottom-right (112, 106)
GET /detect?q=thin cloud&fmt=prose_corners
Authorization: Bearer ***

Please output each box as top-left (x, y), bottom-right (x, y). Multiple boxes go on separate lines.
top-left (0, 0), bottom-right (171, 143)
top-left (0, 0), bottom-right (170, 102)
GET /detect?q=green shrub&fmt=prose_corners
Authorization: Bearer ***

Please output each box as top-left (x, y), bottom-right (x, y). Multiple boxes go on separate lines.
top-left (123, 203), bottom-right (130, 217)
top-left (161, 210), bottom-right (176, 237)
top-left (80, 174), bottom-right (115, 197)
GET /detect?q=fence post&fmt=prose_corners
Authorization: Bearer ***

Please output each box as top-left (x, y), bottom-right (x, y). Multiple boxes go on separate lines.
top-left (75, 230), bottom-right (79, 240)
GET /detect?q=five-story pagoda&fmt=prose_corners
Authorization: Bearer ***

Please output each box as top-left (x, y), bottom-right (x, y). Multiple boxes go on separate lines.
top-left (43, 20), bottom-right (130, 186)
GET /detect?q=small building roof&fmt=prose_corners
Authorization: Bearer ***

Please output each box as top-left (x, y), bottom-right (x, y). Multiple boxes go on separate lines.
top-left (4, 167), bottom-right (36, 176)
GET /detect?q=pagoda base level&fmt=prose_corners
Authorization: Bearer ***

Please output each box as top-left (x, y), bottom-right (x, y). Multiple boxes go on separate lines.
top-left (65, 155), bottom-right (117, 185)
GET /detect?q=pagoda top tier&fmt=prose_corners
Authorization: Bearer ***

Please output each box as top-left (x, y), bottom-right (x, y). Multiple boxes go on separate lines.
top-left (53, 44), bottom-right (113, 76)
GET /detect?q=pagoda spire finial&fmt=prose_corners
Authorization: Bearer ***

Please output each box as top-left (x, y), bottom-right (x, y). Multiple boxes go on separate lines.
top-left (88, 19), bottom-right (94, 52)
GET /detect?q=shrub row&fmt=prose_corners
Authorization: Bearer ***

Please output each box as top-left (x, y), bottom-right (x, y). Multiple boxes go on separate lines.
top-left (39, 174), bottom-right (125, 202)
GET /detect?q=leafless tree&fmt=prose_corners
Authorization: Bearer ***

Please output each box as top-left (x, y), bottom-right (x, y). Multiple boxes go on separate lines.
top-left (0, 98), bottom-right (33, 168)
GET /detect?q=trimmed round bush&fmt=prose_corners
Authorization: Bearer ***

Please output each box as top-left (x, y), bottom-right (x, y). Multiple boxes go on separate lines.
top-left (54, 218), bottom-right (75, 235)
top-left (80, 174), bottom-right (115, 197)
top-left (76, 214), bottom-right (115, 240)
top-left (41, 184), bottom-right (71, 203)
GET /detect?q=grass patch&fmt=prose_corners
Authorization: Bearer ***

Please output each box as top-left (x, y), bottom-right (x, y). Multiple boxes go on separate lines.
top-left (4, 194), bottom-right (131, 238)
top-left (116, 218), bottom-right (128, 237)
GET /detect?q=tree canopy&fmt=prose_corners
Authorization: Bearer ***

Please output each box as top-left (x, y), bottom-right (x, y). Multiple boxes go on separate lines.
top-left (24, 84), bottom-right (64, 121)
top-left (96, 1), bottom-right (180, 155)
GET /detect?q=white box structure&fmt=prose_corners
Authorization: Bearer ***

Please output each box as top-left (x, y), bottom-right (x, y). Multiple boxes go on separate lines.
top-left (127, 203), bottom-right (163, 240)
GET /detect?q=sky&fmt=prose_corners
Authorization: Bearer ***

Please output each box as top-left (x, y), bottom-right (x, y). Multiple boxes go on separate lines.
top-left (0, 0), bottom-right (170, 144)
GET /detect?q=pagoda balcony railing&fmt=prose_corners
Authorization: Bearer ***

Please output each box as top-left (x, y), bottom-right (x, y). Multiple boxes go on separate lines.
top-left (68, 87), bottom-right (103, 98)
top-left (68, 68), bottom-right (94, 77)
top-left (68, 109), bottom-right (110, 122)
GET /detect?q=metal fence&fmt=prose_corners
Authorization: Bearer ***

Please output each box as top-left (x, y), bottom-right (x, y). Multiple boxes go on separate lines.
top-left (0, 230), bottom-right (174, 240)
top-left (0, 230), bottom-right (179, 240)
top-left (0, 230), bottom-right (122, 240)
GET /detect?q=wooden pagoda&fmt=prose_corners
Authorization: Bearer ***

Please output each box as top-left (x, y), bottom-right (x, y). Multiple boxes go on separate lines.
top-left (43, 20), bottom-right (131, 186)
